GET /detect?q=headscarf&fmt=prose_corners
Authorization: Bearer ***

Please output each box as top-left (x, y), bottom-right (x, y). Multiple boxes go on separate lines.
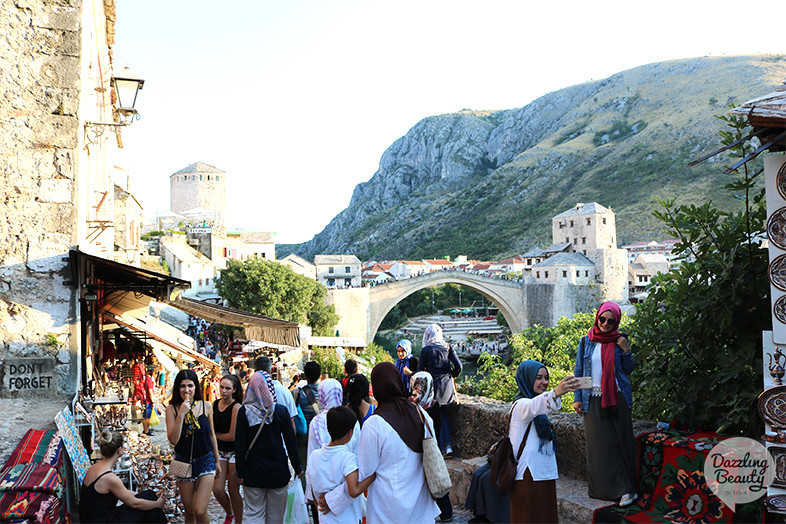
top-left (422, 324), bottom-right (448, 349)
top-left (372, 362), bottom-right (423, 453)
top-left (395, 339), bottom-right (414, 392)
top-left (587, 301), bottom-right (622, 410)
top-left (514, 360), bottom-right (556, 455)
top-left (243, 370), bottom-right (277, 426)
top-left (411, 371), bottom-right (434, 409)
top-left (396, 339), bottom-right (413, 358)
top-left (309, 379), bottom-right (345, 452)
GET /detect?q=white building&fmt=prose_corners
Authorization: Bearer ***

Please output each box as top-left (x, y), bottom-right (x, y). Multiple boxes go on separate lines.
top-left (423, 259), bottom-right (453, 272)
top-left (160, 237), bottom-right (218, 300)
top-left (621, 239), bottom-right (681, 265)
top-left (628, 253), bottom-right (670, 297)
top-left (279, 253), bottom-right (316, 279)
top-left (224, 231), bottom-right (276, 263)
top-left (390, 260), bottom-right (427, 279)
top-left (315, 255), bottom-right (362, 288)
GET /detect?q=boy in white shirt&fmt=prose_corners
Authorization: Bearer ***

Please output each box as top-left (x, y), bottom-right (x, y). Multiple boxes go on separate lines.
top-left (306, 406), bottom-right (375, 524)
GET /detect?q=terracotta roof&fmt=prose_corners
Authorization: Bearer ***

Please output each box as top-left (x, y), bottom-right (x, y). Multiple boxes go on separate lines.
top-left (424, 259), bottom-right (452, 265)
top-left (401, 260), bottom-right (426, 265)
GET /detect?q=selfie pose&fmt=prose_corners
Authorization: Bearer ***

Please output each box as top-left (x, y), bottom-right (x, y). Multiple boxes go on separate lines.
top-left (573, 301), bottom-right (638, 506)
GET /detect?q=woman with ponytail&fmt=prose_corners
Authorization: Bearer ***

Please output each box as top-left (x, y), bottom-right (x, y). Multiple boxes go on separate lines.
top-left (573, 301), bottom-right (638, 507)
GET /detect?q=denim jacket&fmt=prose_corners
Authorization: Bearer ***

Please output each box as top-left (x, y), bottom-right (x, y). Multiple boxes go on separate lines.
top-left (573, 335), bottom-right (634, 412)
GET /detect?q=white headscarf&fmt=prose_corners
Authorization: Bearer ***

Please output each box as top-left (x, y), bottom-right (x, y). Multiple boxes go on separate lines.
top-left (422, 324), bottom-right (448, 348)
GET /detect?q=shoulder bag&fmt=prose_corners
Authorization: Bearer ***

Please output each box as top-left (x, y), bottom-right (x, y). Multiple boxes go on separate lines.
top-left (417, 406), bottom-right (452, 498)
top-left (489, 402), bottom-right (531, 493)
top-left (168, 403), bottom-right (194, 478)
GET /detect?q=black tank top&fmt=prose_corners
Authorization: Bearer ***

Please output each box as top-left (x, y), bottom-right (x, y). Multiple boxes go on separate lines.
top-left (80, 470), bottom-right (119, 523)
top-left (213, 399), bottom-right (238, 452)
top-left (174, 401), bottom-right (213, 459)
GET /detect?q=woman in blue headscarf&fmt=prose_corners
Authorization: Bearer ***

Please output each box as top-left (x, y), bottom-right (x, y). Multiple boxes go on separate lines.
top-left (394, 339), bottom-right (417, 394)
top-left (508, 361), bottom-right (578, 524)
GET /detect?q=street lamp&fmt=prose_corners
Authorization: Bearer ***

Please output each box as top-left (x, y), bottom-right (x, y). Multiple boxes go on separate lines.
top-left (459, 291), bottom-right (462, 308)
top-left (84, 66), bottom-right (145, 147)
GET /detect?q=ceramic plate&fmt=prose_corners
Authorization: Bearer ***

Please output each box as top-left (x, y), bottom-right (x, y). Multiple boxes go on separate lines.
top-left (759, 386), bottom-right (786, 428)
top-left (778, 162), bottom-right (786, 201)
top-left (776, 296), bottom-right (786, 325)
top-left (770, 447), bottom-right (786, 487)
top-left (766, 494), bottom-right (786, 511)
top-left (769, 207), bottom-right (786, 250)
top-left (771, 256), bottom-right (786, 292)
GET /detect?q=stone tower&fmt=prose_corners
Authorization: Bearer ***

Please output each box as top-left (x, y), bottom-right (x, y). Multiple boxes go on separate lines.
top-left (169, 162), bottom-right (226, 225)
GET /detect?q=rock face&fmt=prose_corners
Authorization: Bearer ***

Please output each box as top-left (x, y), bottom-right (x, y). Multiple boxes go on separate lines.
top-left (289, 55), bottom-right (786, 261)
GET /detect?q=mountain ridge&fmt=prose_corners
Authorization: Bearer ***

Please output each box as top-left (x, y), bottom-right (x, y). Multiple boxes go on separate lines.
top-left (281, 54), bottom-right (786, 262)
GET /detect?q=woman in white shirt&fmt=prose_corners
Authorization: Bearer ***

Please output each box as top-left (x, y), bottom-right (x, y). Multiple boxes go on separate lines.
top-left (509, 360), bottom-right (578, 523)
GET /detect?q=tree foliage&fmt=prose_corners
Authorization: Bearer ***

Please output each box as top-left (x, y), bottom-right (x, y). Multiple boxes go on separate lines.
top-left (215, 259), bottom-right (339, 336)
top-left (628, 113), bottom-right (768, 435)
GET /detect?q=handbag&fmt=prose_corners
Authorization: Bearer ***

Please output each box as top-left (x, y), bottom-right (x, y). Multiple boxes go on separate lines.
top-left (168, 404), bottom-right (194, 478)
top-left (417, 406), bottom-right (452, 498)
top-left (489, 403), bottom-right (531, 493)
top-left (294, 404), bottom-right (308, 435)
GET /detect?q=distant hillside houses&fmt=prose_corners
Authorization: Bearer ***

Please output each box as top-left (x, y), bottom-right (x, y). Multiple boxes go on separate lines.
top-left (308, 202), bottom-right (676, 305)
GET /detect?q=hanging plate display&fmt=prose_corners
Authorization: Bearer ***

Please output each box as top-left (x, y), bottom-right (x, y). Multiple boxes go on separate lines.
top-left (775, 296), bottom-right (786, 325)
top-left (771, 255), bottom-right (786, 292)
top-left (778, 162), bottom-right (786, 201)
top-left (766, 494), bottom-right (786, 512)
top-left (768, 207), bottom-right (786, 250)
top-left (770, 447), bottom-right (786, 488)
top-left (758, 386), bottom-right (786, 428)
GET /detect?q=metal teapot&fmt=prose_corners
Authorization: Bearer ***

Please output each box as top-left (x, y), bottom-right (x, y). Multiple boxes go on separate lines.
top-left (769, 347), bottom-right (786, 385)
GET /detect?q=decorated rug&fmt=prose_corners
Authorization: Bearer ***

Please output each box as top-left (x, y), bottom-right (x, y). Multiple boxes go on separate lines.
top-left (593, 429), bottom-right (763, 523)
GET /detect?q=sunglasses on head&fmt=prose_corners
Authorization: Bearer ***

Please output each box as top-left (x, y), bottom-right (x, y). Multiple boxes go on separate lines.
top-left (598, 316), bottom-right (615, 325)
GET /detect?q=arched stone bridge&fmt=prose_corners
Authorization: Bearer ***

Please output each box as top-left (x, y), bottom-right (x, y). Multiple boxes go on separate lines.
top-left (325, 271), bottom-right (599, 343)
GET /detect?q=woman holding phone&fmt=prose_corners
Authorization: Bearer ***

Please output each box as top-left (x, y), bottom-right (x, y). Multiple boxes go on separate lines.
top-left (166, 369), bottom-right (221, 524)
top-left (573, 301), bottom-right (637, 507)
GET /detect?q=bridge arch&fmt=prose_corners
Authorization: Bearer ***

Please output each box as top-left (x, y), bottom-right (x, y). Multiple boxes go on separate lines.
top-left (366, 272), bottom-right (525, 342)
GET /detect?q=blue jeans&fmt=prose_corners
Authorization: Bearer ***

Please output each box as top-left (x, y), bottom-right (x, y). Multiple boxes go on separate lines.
top-left (173, 452), bottom-right (216, 481)
top-left (427, 405), bottom-right (452, 451)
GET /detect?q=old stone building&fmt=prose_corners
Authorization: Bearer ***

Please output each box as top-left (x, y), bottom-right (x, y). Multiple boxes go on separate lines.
top-left (0, 0), bottom-right (125, 396)
top-left (169, 162), bottom-right (226, 225)
top-left (314, 254), bottom-right (362, 287)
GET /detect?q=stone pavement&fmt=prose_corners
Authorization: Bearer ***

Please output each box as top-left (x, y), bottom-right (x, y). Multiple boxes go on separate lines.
top-left (0, 397), bottom-right (71, 465)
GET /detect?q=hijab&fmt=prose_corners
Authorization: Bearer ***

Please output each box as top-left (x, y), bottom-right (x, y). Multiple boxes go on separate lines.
top-left (422, 324), bottom-right (448, 349)
top-left (243, 370), bottom-right (277, 426)
top-left (411, 371), bottom-right (434, 409)
top-left (310, 379), bottom-right (345, 450)
top-left (396, 339), bottom-right (413, 359)
top-left (587, 301), bottom-right (622, 410)
top-left (371, 362), bottom-right (423, 453)
top-left (514, 360), bottom-right (556, 455)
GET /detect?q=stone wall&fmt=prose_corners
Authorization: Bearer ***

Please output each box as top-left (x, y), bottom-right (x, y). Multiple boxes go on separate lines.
top-left (170, 171), bottom-right (226, 223)
top-left (0, 0), bottom-right (88, 396)
top-left (449, 393), bottom-right (657, 480)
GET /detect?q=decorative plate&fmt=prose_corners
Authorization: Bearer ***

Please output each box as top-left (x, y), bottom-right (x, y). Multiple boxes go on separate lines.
top-left (759, 386), bottom-right (786, 429)
top-left (766, 494), bottom-right (786, 511)
top-left (770, 447), bottom-right (786, 487)
top-left (771, 256), bottom-right (786, 292)
top-left (775, 296), bottom-right (786, 325)
top-left (778, 162), bottom-right (786, 201)
top-left (768, 207), bottom-right (786, 250)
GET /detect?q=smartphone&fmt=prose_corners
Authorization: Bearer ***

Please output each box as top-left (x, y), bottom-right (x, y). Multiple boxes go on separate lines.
top-left (576, 376), bottom-right (593, 389)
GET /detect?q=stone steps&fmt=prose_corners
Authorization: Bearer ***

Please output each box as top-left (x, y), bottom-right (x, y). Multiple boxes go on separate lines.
top-left (446, 456), bottom-right (608, 522)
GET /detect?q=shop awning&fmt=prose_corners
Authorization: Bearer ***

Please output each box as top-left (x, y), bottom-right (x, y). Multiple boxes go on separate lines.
top-left (165, 297), bottom-right (301, 347)
top-left (103, 308), bottom-right (219, 370)
top-left (69, 249), bottom-right (190, 301)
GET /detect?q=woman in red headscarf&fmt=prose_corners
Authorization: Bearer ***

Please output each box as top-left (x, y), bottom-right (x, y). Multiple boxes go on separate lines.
top-left (573, 302), bottom-right (638, 507)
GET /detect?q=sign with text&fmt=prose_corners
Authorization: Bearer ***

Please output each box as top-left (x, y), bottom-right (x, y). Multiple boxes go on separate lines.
top-left (2, 357), bottom-right (57, 397)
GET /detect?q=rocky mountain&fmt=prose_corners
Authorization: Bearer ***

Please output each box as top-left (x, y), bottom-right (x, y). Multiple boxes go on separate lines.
top-left (284, 55), bottom-right (786, 261)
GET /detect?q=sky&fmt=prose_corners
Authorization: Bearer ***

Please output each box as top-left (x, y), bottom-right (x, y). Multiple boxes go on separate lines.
top-left (113, 0), bottom-right (784, 245)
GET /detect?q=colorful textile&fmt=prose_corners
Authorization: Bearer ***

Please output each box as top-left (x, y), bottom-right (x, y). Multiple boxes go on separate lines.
top-left (4, 430), bottom-right (60, 469)
top-left (592, 429), bottom-right (763, 523)
top-left (0, 490), bottom-right (63, 523)
top-left (54, 408), bottom-right (90, 484)
top-left (0, 463), bottom-right (62, 496)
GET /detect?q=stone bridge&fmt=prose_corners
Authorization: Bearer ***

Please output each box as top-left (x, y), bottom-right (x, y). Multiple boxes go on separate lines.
top-left (325, 271), bottom-right (600, 343)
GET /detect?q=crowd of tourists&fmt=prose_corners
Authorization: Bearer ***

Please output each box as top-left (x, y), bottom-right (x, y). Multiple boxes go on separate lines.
top-left (79, 301), bottom-right (636, 524)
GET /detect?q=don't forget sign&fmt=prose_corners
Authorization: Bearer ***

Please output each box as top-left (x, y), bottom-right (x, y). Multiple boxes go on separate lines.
top-left (2, 357), bottom-right (57, 397)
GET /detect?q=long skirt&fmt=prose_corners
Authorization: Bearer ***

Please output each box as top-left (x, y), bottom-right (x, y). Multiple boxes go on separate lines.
top-left (584, 390), bottom-right (637, 500)
top-left (465, 461), bottom-right (510, 523)
top-left (509, 469), bottom-right (557, 524)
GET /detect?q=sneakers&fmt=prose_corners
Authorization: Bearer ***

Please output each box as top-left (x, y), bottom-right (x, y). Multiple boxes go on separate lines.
top-left (619, 493), bottom-right (638, 507)
top-left (222, 515), bottom-right (234, 524)
top-left (437, 515), bottom-right (453, 523)
top-left (443, 445), bottom-right (453, 458)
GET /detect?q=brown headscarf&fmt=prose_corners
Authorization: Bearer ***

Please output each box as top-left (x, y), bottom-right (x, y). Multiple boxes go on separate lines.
top-left (371, 362), bottom-right (424, 453)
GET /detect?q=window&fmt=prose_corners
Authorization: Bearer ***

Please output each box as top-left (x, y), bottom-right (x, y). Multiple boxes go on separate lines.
top-left (562, 270), bottom-right (567, 278)
top-left (536, 271), bottom-right (540, 278)
top-left (587, 218), bottom-right (591, 225)
top-left (565, 237), bottom-right (569, 243)
top-left (329, 267), bottom-right (334, 274)
top-left (602, 218), bottom-right (607, 224)
top-left (582, 237), bottom-right (586, 245)
top-left (206, 278), bottom-right (210, 285)
top-left (570, 220), bottom-right (574, 227)
top-left (573, 238), bottom-right (577, 245)
top-left (345, 266), bottom-right (351, 273)
top-left (345, 278), bottom-right (352, 286)
top-left (198, 279), bottom-right (202, 286)
top-left (585, 270), bottom-right (589, 277)
top-left (576, 271), bottom-right (580, 277)
top-left (261, 253), bottom-right (266, 259)
top-left (527, 259), bottom-right (532, 265)
top-left (216, 176), bottom-right (220, 182)
top-left (207, 175), bottom-right (210, 181)
top-left (328, 279), bottom-right (335, 286)
top-left (545, 271), bottom-right (549, 278)
top-left (200, 175), bottom-right (203, 180)
top-left (583, 250), bottom-right (587, 255)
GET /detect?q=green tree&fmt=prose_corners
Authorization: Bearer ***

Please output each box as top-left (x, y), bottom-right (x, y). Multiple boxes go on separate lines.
top-left (629, 113), bottom-right (768, 435)
top-left (215, 259), bottom-right (339, 335)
